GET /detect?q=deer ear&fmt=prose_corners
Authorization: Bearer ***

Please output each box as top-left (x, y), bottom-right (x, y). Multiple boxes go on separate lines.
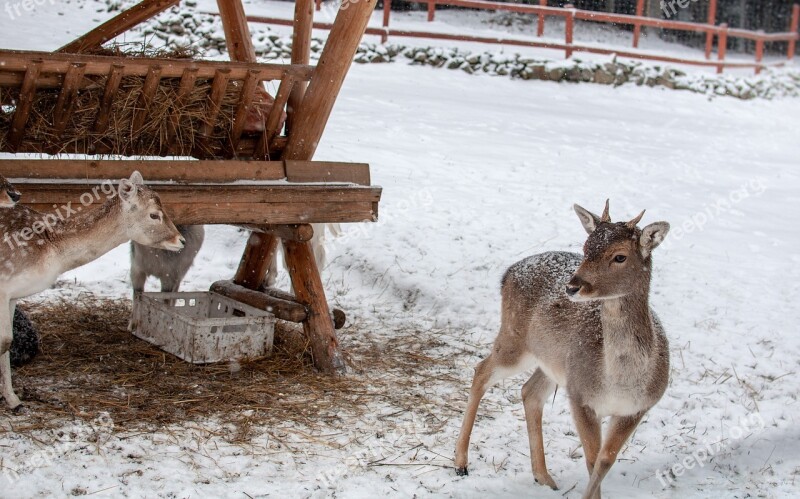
top-left (129, 170), bottom-right (144, 185)
top-left (574, 204), bottom-right (601, 234)
top-left (118, 178), bottom-right (138, 202)
top-left (640, 222), bottom-right (670, 258)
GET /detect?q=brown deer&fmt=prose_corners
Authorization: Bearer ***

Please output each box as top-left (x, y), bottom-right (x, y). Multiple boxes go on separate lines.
top-left (454, 201), bottom-right (670, 499)
top-left (0, 171), bottom-right (184, 409)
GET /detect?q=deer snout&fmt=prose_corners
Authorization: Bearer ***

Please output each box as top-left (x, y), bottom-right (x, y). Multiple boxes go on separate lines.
top-left (565, 276), bottom-right (589, 300)
top-left (565, 283), bottom-right (580, 297)
top-left (8, 190), bottom-right (20, 203)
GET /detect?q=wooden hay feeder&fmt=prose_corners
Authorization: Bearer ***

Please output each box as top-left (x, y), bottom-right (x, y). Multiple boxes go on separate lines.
top-left (0, 0), bottom-right (381, 373)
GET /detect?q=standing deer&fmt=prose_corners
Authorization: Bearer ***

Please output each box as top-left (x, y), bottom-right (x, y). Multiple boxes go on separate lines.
top-left (454, 201), bottom-right (670, 499)
top-left (0, 171), bottom-right (184, 409)
top-left (129, 225), bottom-right (205, 331)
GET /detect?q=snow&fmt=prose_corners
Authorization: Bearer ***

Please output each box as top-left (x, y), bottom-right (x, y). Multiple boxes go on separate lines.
top-left (2, 1), bottom-right (800, 498)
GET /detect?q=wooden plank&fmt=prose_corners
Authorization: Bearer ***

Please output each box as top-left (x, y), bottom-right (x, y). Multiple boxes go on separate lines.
top-left (6, 60), bottom-right (41, 152)
top-left (93, 64), bottom-right (125, 133)
top-left (287, 0), bottom-right (314, 134)
top-left (217, 0), bottom-right (257, 63)
top-left (0, 159), bottom-right (286, 182)
top-left (285, 160), bottom-right (371, 185)
top-left (131, 65), bottom-right (162, 133)
top-left (0, 50), bottom-right (314, 85)
top-left (165, 68), bottom-right (199, 144)
top-left (283, 239), bottom-right (345, 374)
top-left (233, 232), bottom-right (280, 289)
top-left (211, 280), bottom-right (307, 323)
top-left (283, 0), bottom-right (377, 160)
top-left (255, 74), bottom-right (295, 159)
top-left (23, 201), bottom-right (380, 225)
top-left (230, 70), bottom-right (262, 153)
top-left (58, 0), bottom-right (180, 53)
top-left (51, 63), bottom-right (87, 140)
top-left (16, 184), bottom-right (381, 205)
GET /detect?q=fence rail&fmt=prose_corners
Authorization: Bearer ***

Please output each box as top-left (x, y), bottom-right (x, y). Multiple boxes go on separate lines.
top-left (244, 1), bottom-right (800, 75)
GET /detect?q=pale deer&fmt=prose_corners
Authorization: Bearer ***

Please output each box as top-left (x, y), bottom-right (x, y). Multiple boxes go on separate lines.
top-left (454, 201), bottom-right (670, 499)
top-left (0, 171), bottom-right (184, 409)
top-left (129, 224), bottom-right (205, 331)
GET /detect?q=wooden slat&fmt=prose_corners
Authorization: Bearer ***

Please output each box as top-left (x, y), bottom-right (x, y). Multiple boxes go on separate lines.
top-left (211, 280), bottom-right (307, 323)
top-left (0, 159), bottom-right (288, 182)
top-left (198, 69), bottom-right (231, 140)
top-left (58, 0), bottom-right (180, 53)
top-left (284, 0), bottom-right (377, 160)
top-left (23, 201), bottom-right (380, 225)
top-left (165, 68), bottom-right (199, 144)
top-left (230, 70), bottom-right (262, 153)
top-left (284, 238), bottom-right (346, 374)
top-left (0, 50), bottom-right (314, 86)
top-left (255, 74), bottom-right (296, 159)
top-left (51, 63), bottom-right (87, 140)
top-left (93, 64), bottom-right (124, 133)
top-left (6, 60), bottom-right (41, 152)
top-left (131, 65), bottom-right (162, 133)
top-left (233, 232), bottom-right (280, 289)
top-left (285, 160), bottom-right (371, 185)
top-left (287, 0), bottom-right (314, 134)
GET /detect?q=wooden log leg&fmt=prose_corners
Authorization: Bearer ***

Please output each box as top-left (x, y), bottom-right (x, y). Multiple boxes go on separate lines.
top-left (234, 231), bottom-right (279, 290)
top-left (283, 238), bottom-right (345, 374)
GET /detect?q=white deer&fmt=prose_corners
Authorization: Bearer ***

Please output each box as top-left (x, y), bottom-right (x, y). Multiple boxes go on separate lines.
top-left (0, 171), bottom-right (184, 409)
top-left (454, 201), bottom-right (670, 499)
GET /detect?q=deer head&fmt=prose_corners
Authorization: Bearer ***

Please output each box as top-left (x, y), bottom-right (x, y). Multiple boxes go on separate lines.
top-left (0, 175), bottom-right (21, 208)
top-left (118, 171), bottom-right (184, 252)
top-left (566, 200), bottom-right (669, 301)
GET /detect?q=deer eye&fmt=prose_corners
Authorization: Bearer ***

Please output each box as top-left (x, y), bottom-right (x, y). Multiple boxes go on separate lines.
top-left (613, 255), bottom-right (627, 263)
top-left (149, 213), bottom-right (160, 221)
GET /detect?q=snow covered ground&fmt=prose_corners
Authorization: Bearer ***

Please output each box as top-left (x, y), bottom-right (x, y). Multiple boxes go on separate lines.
top-left (2, 1), bottom-right (800, 498)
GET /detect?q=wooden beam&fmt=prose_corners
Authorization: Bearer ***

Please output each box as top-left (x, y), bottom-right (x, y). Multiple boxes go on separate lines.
top-left (93, 64), bottom-right (125, 133)
top-left (52, 63), bottom-right (87, 140)
top-left (165, 68), bottom-right (199, 144)
top-left (283, 239), bottom-right (345, 374)
top-left (6, 60), bottom-right (41, 152)
top-left (237, 224), bottom-right (315, 242)
top-left (58, 0), bottom-right (180, 53)
top-left (217, 0), bottom-right (257, 62)
top-left (131, 65), bottom-right (162, 134)
top-left (283, 0), bottom-right (377, 160)
top-left (233, 232), bottom-right (281, 290)
top-left (230, 70), bottom-right (262, 153)
top-left (287, 0), bottom-right (314, 134)
top-left (211, 280), bottom-right (308, 323)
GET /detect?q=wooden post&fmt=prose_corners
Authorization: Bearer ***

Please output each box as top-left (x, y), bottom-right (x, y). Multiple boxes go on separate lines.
top-left (717, 23), bottom-right (728, 74)
top-left (234, 232), bottom-right (280, 290)
top-left (632, 0), bottom-right (644, 48)
top-left (316, 0), bottom-right (323, 11)
top-left (288, 0), bottom-right (314, 135)
top-left (788, 4), bottom-right (799, 60)
top-left (284, 0), bottom-right (377, 160)
top-left (427, 0), bottom-right (435, 22)
top-left (754, 33), bottom-right (764, 75)
top-left (705, 0), bottom-right (718, 60)
top-left (565, 5), bottom-right (575, 59)
top-left (58, 0), bottom-right (179, 53)
top-left (382, 0), bottom-right (392, 43)
top-left (284, 239), bottom-right (345, 374)
top-left (217, 0), bottom-right (257, 63)
top-left (537, 0), bottom-right (546, 37)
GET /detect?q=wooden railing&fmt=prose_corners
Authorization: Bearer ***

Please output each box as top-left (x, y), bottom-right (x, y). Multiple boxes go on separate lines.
top-left (303, 0), bottom-right (800, 74)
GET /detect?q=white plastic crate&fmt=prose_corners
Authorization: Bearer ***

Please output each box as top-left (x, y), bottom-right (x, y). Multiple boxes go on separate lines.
top-left (131, 292), bottom-right (275, 364)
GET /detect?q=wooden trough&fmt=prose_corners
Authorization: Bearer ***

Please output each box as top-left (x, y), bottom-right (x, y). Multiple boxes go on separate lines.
top-left (0, 0), bottom-right (380, 374)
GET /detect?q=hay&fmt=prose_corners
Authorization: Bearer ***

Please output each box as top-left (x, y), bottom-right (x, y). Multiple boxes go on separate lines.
top-left (4, 295), bottom-right (461, 443)
top-left (0, 45), bottom-right (244, 157)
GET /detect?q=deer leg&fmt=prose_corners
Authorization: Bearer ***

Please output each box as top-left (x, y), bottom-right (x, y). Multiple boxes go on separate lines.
top-left (522, 369), bottom-right (558, 490)
top-left (570, 399), bottom-right (603, 499)
top-left (582, 412), bottom-right (645, 499)
top-left (160, 274), bottom-right (182, 293)
top-left (454, 351), bottom-right (534, 475)
top-left (129, 266), bottom-right (147, 332)
top-left (0, 297), bottom-right (20, 409)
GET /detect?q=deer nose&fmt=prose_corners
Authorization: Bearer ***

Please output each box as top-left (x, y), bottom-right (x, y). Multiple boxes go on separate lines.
top-left (8, 190), bottom-right (20, 202)
top-left (565, 284), bottom-right (580, 297)
top-left (179, 236), bottom-right (186, 246)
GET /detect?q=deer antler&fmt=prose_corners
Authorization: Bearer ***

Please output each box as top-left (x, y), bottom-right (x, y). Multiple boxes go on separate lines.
top-left (600, 199), bottom-right (611, 223)
top-left (627, 209), bottom-right (646, 228)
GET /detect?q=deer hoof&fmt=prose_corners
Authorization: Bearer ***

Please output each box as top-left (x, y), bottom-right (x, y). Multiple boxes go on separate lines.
top-left (455, 467), bottom-right (469, 477)
top-left (534, 473), bottom-right (559, 490)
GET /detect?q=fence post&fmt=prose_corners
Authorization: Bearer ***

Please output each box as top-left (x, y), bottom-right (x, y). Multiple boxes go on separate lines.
top-left (538, 0), bottom-right (547, 37)
top-left (705, 0), bottom-right (718, 60)
top-left (717, 23), bottom-right (727, 74)
top-left (755, 32), bottom-right (765, 75)
top-left (633, 0), bottom-right (644, 48)
top-left (427, 0), bottom-right (435, 22)
top-left (565, 4), bottom-right (574, 58)
top-left (789, 4), bottom-right (799, 60)
top-left (382, 0), bottom-right (391, 43)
